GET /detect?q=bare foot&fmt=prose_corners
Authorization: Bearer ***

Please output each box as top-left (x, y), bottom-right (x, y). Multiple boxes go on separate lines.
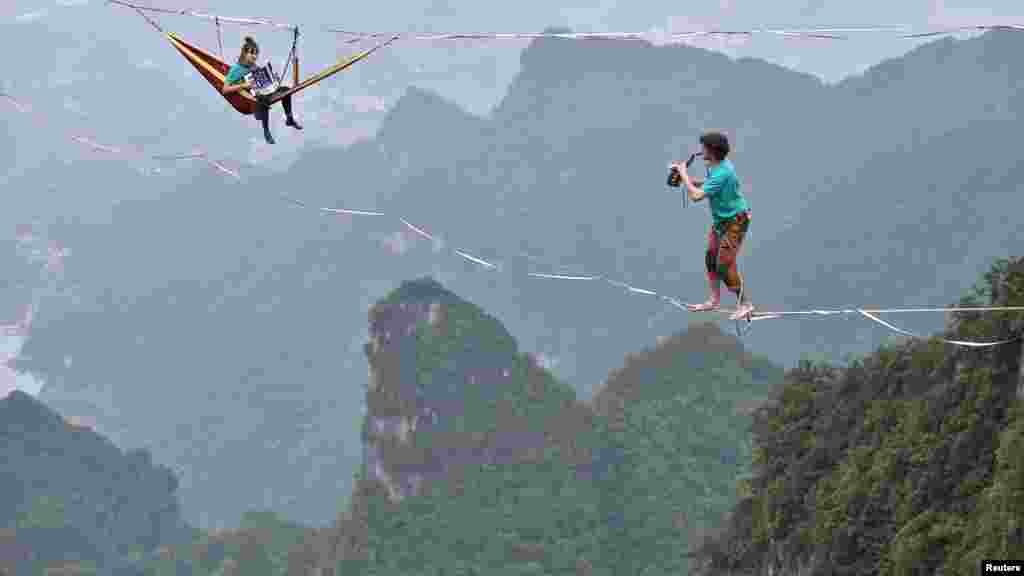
top-left (687, 300), bottom-right (720, 312)
top-left (729, 302), bottom-right (754, 321)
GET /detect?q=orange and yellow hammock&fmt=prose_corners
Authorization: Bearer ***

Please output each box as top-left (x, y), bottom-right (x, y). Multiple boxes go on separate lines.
top-left (165, 31), bottom-right (396, 116)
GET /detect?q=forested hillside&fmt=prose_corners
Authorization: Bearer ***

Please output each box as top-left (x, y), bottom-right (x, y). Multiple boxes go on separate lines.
top-left (694, 256), bottom-right (1024, 574)
top-left (316, 278), bottom-right (781, 575)
top-left (0, 391), bottom-right (190, 575)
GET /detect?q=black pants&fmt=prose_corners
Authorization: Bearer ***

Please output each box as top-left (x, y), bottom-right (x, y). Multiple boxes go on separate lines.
top-left (254, 87), bottom-right (295, 132)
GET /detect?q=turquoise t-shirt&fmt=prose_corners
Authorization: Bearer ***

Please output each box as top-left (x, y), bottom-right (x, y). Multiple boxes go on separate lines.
top-left (224, 63), bottom-right (251, 86)
top-left (703, 159), bottom-right (748, 225)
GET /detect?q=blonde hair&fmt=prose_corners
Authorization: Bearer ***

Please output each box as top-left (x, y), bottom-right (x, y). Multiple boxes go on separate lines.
top-left (238, 36), bottom-right (259, 64)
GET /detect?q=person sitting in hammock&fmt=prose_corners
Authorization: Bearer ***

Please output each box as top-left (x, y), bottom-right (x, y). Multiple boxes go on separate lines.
top-left (222, 36), bottom-right (302, 144)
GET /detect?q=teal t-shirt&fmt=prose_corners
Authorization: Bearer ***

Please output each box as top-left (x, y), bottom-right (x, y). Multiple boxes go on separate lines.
top-left (224, 63), bottom-right (251, 85)
top-left (703, 159), bottom-right (748, 225)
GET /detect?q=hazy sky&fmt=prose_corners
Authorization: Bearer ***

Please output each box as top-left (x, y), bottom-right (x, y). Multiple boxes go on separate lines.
top-left (6, 0), bottom-right (1021, 171)
top-left (1, 0), bottom-right (1020, 177)
top-left (8, 0), bottom-right (1024, 105)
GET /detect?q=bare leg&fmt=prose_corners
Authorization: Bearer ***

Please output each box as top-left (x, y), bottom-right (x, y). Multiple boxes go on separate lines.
top-left (687, 227), bottom-right (722, 312)
top-left (718, 215), bottom-right (754, 320)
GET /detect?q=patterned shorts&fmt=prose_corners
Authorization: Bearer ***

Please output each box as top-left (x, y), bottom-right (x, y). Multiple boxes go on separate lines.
top-left (706, 211), bottom-right (750, 286)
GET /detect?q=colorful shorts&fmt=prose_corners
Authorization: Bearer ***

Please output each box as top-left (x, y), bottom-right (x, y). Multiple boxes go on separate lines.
top-left (706, 211), bottom-right (750, 287)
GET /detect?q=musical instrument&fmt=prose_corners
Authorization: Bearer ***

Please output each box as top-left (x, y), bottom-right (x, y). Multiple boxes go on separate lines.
top-left (244, 62), bottom-right (281, 97)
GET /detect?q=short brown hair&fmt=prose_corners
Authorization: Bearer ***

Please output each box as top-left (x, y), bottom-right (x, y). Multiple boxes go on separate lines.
top-left (699, 131), bottom-right (730, 161)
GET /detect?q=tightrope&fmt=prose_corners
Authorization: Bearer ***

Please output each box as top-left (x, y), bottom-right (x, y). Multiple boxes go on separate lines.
top-left (4, 90), bottom-right (1023, 349)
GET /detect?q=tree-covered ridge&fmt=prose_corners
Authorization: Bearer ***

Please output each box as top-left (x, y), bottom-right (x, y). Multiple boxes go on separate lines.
top-left (0, 391), bottom-right (189, 575)
top-left (325, 278), bottom-right (782, 575)
top-left (593, 322), bottom-right (784, 575)
top-left (695, 257), bottom-right (1024, 574)
top-left (0, 274), bottom-right (779, 576)
top-left (337, 277), bottom-right (614, 575)
top-left (140, 511), bottom-right (323, 576)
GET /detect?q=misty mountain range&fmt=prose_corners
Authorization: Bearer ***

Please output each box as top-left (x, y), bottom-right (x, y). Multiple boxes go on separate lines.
top-left (4, 27), bottom-right (1023, 528)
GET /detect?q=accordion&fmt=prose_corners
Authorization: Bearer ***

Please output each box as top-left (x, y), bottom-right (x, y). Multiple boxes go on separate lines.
top-left (244, 62), bottom-right (281, 97)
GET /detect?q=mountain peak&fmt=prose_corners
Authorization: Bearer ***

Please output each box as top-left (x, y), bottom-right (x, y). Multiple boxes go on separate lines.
top-left (838, 28), bottom-right (1024, 92)
top-left (382, 86), bottom-right (479, 127)
top-left (0, 390), bottom-right (64, 431)
top-left (593, 321), bottom-right (781, 413)
top-left (374, 87), bottom-right (484, 156)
